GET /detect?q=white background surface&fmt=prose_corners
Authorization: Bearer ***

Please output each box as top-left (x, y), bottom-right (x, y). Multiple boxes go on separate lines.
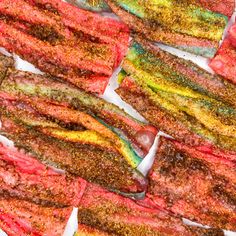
top-left (0, 6), bottom-right (235, 236)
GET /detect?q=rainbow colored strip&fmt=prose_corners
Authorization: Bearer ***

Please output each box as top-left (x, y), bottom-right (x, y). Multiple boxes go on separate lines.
top-left (117, 41), bottom-right (236, 152)
top-left (106, 0), bottom-right (228, 57)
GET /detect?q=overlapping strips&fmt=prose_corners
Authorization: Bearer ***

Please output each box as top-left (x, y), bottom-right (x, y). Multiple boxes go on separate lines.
top-left (0, 0), bottom-right (130, 94)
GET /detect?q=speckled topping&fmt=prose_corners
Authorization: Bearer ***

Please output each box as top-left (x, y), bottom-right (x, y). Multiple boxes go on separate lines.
top-left (0, 68), bottom-right (157, 158)
top-left (77, 183), bottom-right (214, 236)
top-left (0, 197), bottom-right (72, 235)
top-left (116, 41), bottom-right (236, 152)
top-left (0, 143), bottom-right (87, 207)
top-left (106, 0), bottom-right (228, 57)
top-left (0, 112), bottom-right (147, 195)
top-left (0, 0), bottom-right (130, 94)
top-left (148, 136), bottom-right (236, 231)
top-left (67, 0), bottom-right (235, 17)
top-left (0, 52), bottom-right (155, 195)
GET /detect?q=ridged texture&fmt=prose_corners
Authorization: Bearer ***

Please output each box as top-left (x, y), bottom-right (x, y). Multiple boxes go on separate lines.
top-left (0, 96), bottom-right (143, 167)
top-left (209, 23), bottom-right (236, 84)
top-left (147, 136), bottom-right (236, 231)
top-left (0, 143), bottom-right (87, 207)
top-left (0, 197), bottom-right (72, 236)
top-left (116, 41), bottom-right (236, 154)
top-left (0, 52), bottom-right (156, 196)
top-left (78, 183), bottom-right (223, 236)
top-left (0, 65), bottom-right (157, 159)
top-left (0, 108), bottom-right (146, 195)
top-left (0, 0), bottom-right (130, 94)
top-left (105, 0), bottom-right (228, 57)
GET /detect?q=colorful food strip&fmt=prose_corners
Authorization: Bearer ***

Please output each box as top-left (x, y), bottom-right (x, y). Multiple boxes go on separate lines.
top-left (0, 54), bottom-right (151, 195)
top-left (116, 41), bottom-right (236, 154)
top-left (0, 135), bottom-right (225, 235)
top-left (67, 0), bottom-right (235, 18)
top-left (0, 197), bottom-right (72, 236)
top-left (0, 143), bottom-right (87, 207)
top-left (0, 0), bottom-right (130, 94)
top-left (0, 97), bottom-right (143, 168)
top-left (0, 103), bottom-right (146, 195)
top-left (105, 0), bottom-right (228, 57)
top-left (0, 139), bottom-right (226, 236)
top-left (147, 136), bottom-right (236, 231)
top-left (0, 59), bottom-right (157, 159)
top-left (0, 1), bottom-right (233, 234)
top-left (78, 183), bottom-right (223, 236)
top-left (209, 22), bottom-right (236, 83)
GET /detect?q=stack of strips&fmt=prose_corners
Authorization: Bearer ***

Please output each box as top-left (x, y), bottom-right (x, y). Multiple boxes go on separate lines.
top-left (104, 0), bottom-right (232, 57)
top-left (116, 39), bottom-right (236, 233)
top-left (69, 0), bottom-right (235, 18)
top-left (68, 0), bottom-right (235, 57)
top-left (147, 136), bottom-right (236, 231)
top-left (0, 143), bottom-right (82, 235)
top-left (117, 39), bottom-right (236, 155)
top-left (76, 183), bottom-right (224, 236)
top-left (0, 0), bottom-right (130, 94)
top-left (0, 143), bottom-right (224, 236)
top-left (0, 53), bottom-right (158, 196)
top-left (0, 44), bottom-right (228, 236)
top-left (0, 0), bottom-right (234, 235)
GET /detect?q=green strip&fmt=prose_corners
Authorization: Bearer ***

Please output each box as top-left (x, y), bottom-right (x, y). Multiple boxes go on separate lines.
top-left (115, 0), bottom-right (227, 41)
